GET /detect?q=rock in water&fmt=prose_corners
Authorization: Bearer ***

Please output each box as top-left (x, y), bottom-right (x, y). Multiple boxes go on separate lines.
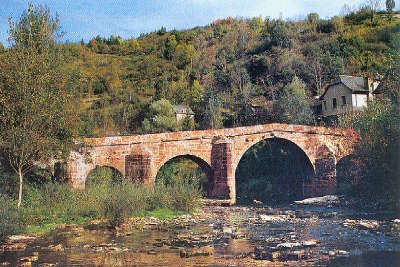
top-left (294, 195), bottom-right (340, 205)
top-left (253, 199), bottom-right (263, 206)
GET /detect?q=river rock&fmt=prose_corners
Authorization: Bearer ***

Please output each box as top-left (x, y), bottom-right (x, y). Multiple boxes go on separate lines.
top-left (295, 195), bottom-right (340, 205)
top-left (301, 240), bottom-right (318, 247)
top-left (328, 251), bottom-right (336, 257)
top-left (295, 210), bottom-right (313, 219)
top-left (1, 243), bottom-right (26, 251)
top-left (343, 219), bottom-right (379, 231)
top-left (283, 250), bottom-right (310, 261)
top-left (8, 235), bottom-right (36, 242)
top-left (276, 242), bottom-right (302, 249)
top-left (337, 250), bottom-right (350, 256)
top-left (259, 215), bottom-right (289, 222)
top-left (392, 219), bottom-right (400, 224)
top-left (253, 199), bottom-right (263, 206)
top-left (253, 246), bottom-right (280, 261)
top-left (179, 246), bottom-right (214, 258)
top-left (222, 227), bottom-right (233, 235)
top-left (0, 262), bottom-right (10, 266)
top-left (48, 244), bottom-right (64, 252)
top-left (19, 255), bottom-right (39, 263)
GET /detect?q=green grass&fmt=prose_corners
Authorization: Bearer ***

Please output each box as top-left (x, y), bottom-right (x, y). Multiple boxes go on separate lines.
top-left (136, 208), bottom-right (186, 220)
top-left (0, 169), bottom-right (203, 239)
top-left (25, 223), bottom-right (59, 235)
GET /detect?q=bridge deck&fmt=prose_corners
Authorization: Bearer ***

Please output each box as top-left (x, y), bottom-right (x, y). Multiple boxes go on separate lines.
top-left (80, 123), bottom-right (353, 147)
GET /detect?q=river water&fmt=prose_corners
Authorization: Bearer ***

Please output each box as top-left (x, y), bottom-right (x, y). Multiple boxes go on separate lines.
top-left (1, 204), bottom-right (400, 266)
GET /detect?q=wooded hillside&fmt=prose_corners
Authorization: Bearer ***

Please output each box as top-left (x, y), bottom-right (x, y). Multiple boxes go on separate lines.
top-left (51, 9), bottom-right (400, 136)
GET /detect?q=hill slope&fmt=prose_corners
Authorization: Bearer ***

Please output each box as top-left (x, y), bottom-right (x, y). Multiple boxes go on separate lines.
top-left (60, 11), bottom-right (400, 136)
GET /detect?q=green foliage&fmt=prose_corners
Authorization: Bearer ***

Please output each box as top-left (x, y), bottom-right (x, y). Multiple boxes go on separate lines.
top-left (2, 6), bottom-right (399, 137)
top-left (0, 195), bottom-right (22, 241)
top-left (275, 76), bottom-right (314, 125)
top-left (204, 94), bottom-right (223, 129)
top-left (180, 116), bottom-right (196, 131)
top-left (156, 158), bottom-right (207, 189)
top-left (307, 13), bottom-right (320, 32)
top-left (249, 16), bottom-right (264, 34)
top-left (0, 3), bottom-right (77, 207)
top-left (386, 0), bottom-right (395, 13)
top-left (267, 20), bottom-right (293, 48)
top-left (86, 166), bottom-right (123, 188)
top-left (142, 98), bottom-right (178, 133)
top-left (0, 165), bottom-right (203, 236)
top-left (174, 43), bottom-right (197, 69)
top-left (339, 99), bottom-right (400, 210)
top-left (42, 9), bottom-right (397, 135)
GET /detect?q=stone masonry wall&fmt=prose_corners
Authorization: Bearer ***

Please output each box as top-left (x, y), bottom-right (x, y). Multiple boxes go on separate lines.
top-left (66, 123), bottom-right (356, 203)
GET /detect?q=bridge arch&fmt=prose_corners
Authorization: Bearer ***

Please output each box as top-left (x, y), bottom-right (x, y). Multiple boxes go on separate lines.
top-left (234, 137), bottom-right (316, 204)
top-left (85, 165), bottom-right (124, 187)
top-left (154, 154), bottom-right (212, 195)
top-left (234, 135), bottom-right (316, 172)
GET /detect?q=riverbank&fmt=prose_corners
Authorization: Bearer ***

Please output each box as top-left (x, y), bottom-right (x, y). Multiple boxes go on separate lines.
top-left (0, 176), bottom-right (202, 243)
top-left (1, 202), bottom-right (400, 266)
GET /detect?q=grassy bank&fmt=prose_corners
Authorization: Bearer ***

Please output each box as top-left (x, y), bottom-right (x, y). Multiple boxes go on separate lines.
top-left (0, 170), bottom-right (202, 241)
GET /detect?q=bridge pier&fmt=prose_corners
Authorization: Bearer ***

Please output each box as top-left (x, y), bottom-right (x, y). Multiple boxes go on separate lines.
top-left (64, 124), bottom-right (355, 202)
top-left (304, 146), bottom-right (337, 197)
top-left (209, 138), bottom-right (235, 204)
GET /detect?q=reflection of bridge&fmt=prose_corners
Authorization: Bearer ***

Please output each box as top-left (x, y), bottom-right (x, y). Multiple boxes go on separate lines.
top-left (66, 123), bottom-right (356, 204)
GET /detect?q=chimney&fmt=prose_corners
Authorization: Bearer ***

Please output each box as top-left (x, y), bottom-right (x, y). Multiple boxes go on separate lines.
top-left (365, 76), bottom-right (374, 101)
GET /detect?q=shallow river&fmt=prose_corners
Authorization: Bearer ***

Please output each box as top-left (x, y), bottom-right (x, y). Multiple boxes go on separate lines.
top-left (1, 204), bottom-right (400, 266)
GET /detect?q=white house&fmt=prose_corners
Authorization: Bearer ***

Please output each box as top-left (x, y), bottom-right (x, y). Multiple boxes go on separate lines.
top-left (173, 104), bottom-right (195, 122)
top-left (318, 75), bottom-right (380, 118)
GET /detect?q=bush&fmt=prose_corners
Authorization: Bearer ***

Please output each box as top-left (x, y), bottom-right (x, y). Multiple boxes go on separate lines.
top-left (0, 195), bottom-right (22, 241)
top-left (0, 165), bottom-right (203, 236)
top-left (339, 99), bottom-right (400, 210)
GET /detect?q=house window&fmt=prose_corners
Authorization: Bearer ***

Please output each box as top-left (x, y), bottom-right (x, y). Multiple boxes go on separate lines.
top-left (333, 98), bottom-right (337, 109)
top-left (341, 96), bottom-right (346, 105)
top-left (323, 101), bottom-right (327, 110)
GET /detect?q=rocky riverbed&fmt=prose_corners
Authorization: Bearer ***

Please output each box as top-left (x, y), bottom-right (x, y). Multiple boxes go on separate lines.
top-left (1, 202), bottom-right (400, 266)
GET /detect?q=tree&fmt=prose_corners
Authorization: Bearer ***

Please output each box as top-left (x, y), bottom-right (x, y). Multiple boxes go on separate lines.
top-left (0, 4), bottom-right (77, 208)
top-left (339, 99), bottom-right (400, 208)
top-left (275, 76), bottom-right (314, 125)
top-left (0, 42), bottom-right (5, 53)
top-left (307, 13), bottom-right (320, 32)
top-left (366, 0), bottom-right (382, 22)
top-left (249, 16), bottom-right (264, 34)
top-left (142, 99), bottom-right (178, 133)
top-left (386, 0), bottom-right (396, 21)
top-left (174, 43), bottom-right (197, 70)
top-left (164, 35), bottom-right (177, 60)
top-left (180, 116), bottom-right (195, 131)
top-left (338, 34), bottom-right (400, 209)
top-left (205, 93), bottom-right (223, 129)
top-left (269, 20), bottom-right (292, 48)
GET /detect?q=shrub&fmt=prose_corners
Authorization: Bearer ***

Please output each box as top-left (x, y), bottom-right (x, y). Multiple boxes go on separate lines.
top-left (0, 195), bottom-right (22, 241)
top-left (0, 165), bottom-right (203, 233)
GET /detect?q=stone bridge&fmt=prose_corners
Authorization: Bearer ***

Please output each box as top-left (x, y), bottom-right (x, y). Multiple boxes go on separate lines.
top-left (66, 123), bottom-right (356, 204)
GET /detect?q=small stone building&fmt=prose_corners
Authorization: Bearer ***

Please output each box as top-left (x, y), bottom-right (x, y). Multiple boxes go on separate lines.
top-left (173, 104), bottom-right (195, 122)
top-left (317, 75), bottom-right (380, 119)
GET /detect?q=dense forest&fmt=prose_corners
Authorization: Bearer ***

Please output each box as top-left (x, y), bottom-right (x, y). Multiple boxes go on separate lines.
top-left (25, 7), bottom-right (397, 137)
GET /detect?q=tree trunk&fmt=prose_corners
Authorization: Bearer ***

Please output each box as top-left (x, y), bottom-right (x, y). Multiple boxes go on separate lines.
top-left (18, 168), bottom-right (23, 208)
